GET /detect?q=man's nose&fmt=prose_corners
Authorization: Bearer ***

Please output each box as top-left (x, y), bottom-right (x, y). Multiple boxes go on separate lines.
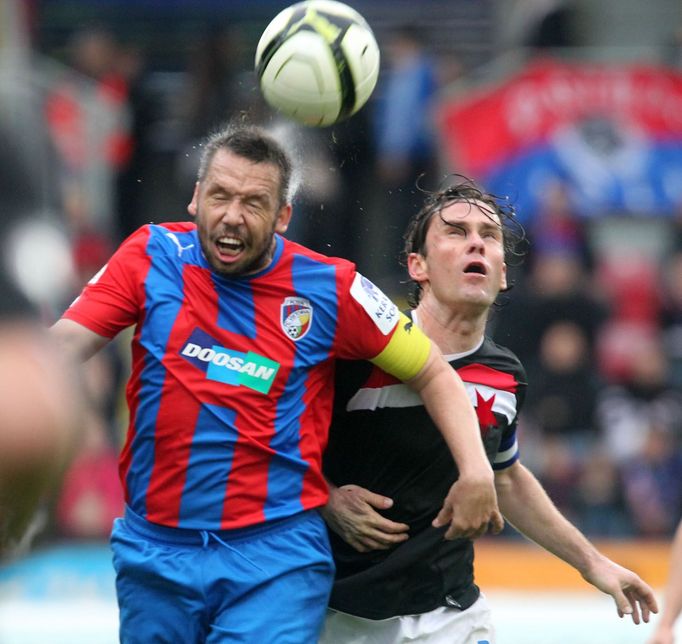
top-left (467, 233), bottom-right (485, 252)
top-left (221, 199), bottom-right (243, 225)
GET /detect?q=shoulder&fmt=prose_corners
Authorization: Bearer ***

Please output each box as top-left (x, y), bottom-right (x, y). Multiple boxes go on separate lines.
top-left (121, 222), bottom-right (197, 255)
top-left (456, 337), bottom-right (527, 392)
top-left (282, 237), bottom-right (355, 271)
top-left (482, 337), bottom-right (525, 373)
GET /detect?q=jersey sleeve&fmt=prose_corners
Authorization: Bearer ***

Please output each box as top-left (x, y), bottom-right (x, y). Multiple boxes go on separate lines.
top-left (62, 226), bottom-right (150, 338)
top-left (492, 364), bottom-right (526, 471)
top-left (335, 270), bottom-right (431, 382)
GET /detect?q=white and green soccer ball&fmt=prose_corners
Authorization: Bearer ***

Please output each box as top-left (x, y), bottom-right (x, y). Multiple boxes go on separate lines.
top-left (255, 0), bottom-right (380, 127)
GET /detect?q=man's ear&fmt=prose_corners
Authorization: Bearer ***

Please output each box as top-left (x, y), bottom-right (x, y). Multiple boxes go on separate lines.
top-left (187, 182), bottom-right (200, 218)
top-left (500, 262), bottom-right (508, 292)
top-left (407, 252), bottom-right (428, 282)
top-left (274, 204), bottom-right (293, 234)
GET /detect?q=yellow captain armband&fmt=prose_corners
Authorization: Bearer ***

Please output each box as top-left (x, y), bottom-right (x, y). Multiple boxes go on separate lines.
top-left (369, 313), bottom-right (432, 382)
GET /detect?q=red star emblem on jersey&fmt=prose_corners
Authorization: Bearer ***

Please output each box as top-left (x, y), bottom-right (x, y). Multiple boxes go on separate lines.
top-left (475, 390), bottom-right (498, 435)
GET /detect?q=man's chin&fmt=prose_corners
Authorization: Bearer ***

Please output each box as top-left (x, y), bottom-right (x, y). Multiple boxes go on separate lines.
top-left (210, 258), bottom-right (246, 277)
top-left (209, 253), bottom-right (271, 277)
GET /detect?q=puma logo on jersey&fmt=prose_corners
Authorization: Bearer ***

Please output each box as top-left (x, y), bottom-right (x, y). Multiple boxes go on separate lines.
top-left (166, 232), bottom-right (195, 257)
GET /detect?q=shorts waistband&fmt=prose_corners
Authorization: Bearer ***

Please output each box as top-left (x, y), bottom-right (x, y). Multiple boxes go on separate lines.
top-left (123, 505), bottom-right (318, 546)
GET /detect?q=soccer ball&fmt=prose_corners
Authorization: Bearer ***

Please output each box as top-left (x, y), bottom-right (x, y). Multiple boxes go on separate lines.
top-left (255, 0), bottom-right (380, 127)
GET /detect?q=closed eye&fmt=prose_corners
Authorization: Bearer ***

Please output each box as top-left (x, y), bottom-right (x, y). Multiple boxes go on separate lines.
top-left (447, 224), bottom-right (466, 236)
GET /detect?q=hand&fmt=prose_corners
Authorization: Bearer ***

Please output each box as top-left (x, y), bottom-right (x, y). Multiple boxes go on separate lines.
top-left (646, 624), bottom-right (675, 644)
top-left (321, 484), bottom-right (410, 553)
top-left (432, 473), bottom-right (504, 540)
top-left (583, 556), bottom-right (659, 625)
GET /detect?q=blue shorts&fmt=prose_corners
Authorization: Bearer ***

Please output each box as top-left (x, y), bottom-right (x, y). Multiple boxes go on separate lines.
top-left (111, 506), bottom-right (335, 643)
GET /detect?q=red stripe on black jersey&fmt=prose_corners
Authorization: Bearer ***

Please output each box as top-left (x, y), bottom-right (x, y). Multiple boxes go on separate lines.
top-left (457, 362), bottom-right (520, 393)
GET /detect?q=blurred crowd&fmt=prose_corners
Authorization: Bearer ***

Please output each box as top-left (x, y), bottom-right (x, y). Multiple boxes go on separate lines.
top-left (4, 0), bottom-right (682, 547)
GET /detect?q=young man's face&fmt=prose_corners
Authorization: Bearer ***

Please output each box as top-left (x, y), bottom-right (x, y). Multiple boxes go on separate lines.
top-left (188, 149), bottom-right (292, 277)
top-left (408, 199), bottom-right (507, 311)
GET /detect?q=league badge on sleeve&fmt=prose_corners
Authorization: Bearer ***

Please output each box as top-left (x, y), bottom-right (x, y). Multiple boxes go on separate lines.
top-left (350, 273), bottom-right (399, 335)
top-left (281, 296), bottom-right (313, 340)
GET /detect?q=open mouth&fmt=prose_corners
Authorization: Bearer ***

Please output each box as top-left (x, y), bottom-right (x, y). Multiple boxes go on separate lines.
top-left (215, 236), bottom-right (244, 257)
top-left (464, 261), bottom-right (487, 276)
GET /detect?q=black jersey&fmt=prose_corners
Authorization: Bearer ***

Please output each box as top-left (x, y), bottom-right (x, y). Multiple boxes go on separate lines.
top-left (323, 329), bottom-right (527, 619)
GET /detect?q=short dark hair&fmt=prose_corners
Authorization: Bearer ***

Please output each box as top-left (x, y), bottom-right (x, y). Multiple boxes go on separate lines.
top-left (402, 175), bottom-right (526, 307)
top-left (197, 122), bottom-right (293, 208)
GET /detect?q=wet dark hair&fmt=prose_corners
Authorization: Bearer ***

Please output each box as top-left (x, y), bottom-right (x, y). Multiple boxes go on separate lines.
top-left (402, 175), bottom-right (527, 307)
top-left (197, 121), bottom-right (293, 209)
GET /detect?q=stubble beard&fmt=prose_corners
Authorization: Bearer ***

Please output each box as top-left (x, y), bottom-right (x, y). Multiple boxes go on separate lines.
top-left (199, 228), bottom-right (278, 278)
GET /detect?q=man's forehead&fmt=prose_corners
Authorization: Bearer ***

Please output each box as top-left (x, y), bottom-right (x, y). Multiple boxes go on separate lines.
top-left (207, 150), bottom-right (280, 186)
top-left (439, 199), bottom-right (501, 225)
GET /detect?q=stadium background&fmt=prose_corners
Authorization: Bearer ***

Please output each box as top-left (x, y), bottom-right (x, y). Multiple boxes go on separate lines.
top-left (2, 0), bottom-right (682, 641)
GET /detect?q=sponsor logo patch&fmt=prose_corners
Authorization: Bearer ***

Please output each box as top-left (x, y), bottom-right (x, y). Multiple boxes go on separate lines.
top-left (180, 328), bottom-right (280, 394)
top-left (349, 273), bottom-right (399, 335)
top-left (280, 296), bottom-right (313, 341)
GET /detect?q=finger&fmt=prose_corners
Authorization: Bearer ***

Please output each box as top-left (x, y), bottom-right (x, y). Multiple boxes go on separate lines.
top-left (348, 533), bottom-right (394, 552)
top-left (362, 490), bottom-right (396, 511)
top-left (362, 527), bottom-right (409, 547)
top-left (431, 506), bottom-right (451, 529)
top-left (444, 521), bottom-right (486, 541)
top-left (371, 517), bottom-right (410, 534)
top-left (640, 597), bottom-right (651, 624)
top-left (636, 583), bottom-right (659, 615)
top-left (358, 535), bottom-right (397, 551)
top-left (489, 510), bottom-right (505, 535)
top-left (624, 588), bottom-right (647, 625)
top-left (622, 589), bottom-right (640, 625)
top-left (611, 589), bottom-right (634, 621)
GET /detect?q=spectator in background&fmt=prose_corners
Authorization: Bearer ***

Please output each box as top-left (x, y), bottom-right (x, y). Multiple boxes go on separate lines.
top-left (491, 248), bottom-right (608, 369)
top-left (619, 423), bottom-right (682, 538)
top-left (318, 111), bottom-right (377, 268)
top-left (530, 179), bottom-right (591, 268)
top-left (55, 408), bottom-right (124, 541)
top-left (45, 25), bottom-right (132, 238)
top-left (573, 450), bottom-right (634, 538)
top-left (661, 249), bottom-right (682, 386)
top-left (114, 41), bottom-right (158, 240)
top-left (181, 25), bottom-right (246, 142)
top-left (523, 319), bottom-right (600, 445)
top-left (662, 23), bottom-right (682, 70)
top-left (497, 0), bottom-right (580, 61)
top-left (371, 25), bottom-right (440, 288)
top-left (595, 334), bottom-right (682, 466)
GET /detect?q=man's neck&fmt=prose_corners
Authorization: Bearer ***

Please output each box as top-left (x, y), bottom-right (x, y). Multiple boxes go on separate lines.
top-left (414, 300), bottom-right (487, 355)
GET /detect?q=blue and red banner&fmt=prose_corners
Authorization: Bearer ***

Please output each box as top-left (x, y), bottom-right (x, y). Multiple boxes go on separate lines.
top-left (438, 59), bottom-right (682, 224)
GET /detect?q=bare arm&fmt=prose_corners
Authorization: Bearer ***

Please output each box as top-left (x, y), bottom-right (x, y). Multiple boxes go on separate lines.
top-left (406, 344), bottom-right (503, 539)
top-left (496, 461), bottom-right (658, 625)
top-left (50, 318), bottom-right (111, 363)
top-left (647, 521), bottom-right (682, 644)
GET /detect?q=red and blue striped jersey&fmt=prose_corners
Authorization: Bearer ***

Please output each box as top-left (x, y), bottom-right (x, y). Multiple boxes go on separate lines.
top-left (63, 222), bottom-right (415, 530)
